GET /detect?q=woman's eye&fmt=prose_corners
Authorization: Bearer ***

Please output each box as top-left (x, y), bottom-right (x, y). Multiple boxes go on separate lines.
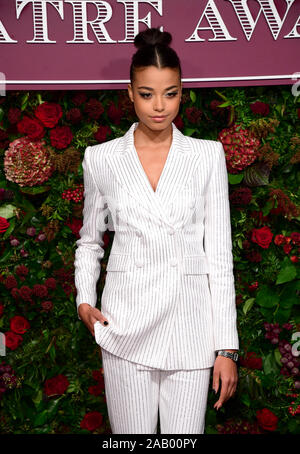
top-left (138, 92), bottom-right (179, 99)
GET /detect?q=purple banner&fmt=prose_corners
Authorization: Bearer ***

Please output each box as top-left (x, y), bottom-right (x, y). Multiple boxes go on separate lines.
top-left (0, 0), bottom-right (299, 90)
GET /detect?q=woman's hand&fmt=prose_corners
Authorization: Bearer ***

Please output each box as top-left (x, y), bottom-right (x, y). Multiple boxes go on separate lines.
top-left (212, 354), bottom-right (238, 410)
top-left (78, 303), bottom-right (109, 337)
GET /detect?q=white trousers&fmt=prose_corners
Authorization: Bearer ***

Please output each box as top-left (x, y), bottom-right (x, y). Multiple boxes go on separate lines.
top-left (101, 348), bottom-right (212, 434)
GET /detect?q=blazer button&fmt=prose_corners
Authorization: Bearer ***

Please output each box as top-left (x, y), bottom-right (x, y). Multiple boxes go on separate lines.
top-left (135, 260), bottom-right (144, 268)
top-left (170, 258), bottom-right (178, 267)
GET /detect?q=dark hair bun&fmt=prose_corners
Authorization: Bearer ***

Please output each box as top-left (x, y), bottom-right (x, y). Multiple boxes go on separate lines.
top-left (134, 27), bottom-right (172, 49)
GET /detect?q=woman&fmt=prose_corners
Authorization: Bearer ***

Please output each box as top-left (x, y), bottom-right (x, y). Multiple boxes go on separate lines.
top-left (74, 27), bottom-right (239, 434)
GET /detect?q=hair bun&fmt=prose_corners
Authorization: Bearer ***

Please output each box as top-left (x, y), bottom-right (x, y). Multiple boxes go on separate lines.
top-left (134, 27), bottom-right (172, 49)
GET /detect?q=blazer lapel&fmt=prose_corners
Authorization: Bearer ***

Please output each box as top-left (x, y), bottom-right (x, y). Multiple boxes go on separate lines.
top-left (105, 121), bottom-right (201, 228)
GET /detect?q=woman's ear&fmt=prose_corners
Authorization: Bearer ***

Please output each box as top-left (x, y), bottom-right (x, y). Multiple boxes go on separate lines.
top-left (127, 83), bottom-right (133, 102)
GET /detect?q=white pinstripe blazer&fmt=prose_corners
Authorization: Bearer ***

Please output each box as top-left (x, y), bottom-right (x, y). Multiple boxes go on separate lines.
top-left (74, 121), bottom-right (239, 370)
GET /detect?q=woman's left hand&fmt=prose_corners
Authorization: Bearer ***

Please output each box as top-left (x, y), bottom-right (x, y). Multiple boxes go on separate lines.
top-left (212, 355), bottom-right (238, 410)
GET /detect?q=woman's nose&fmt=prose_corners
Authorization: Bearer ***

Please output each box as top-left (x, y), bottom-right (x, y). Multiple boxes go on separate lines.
top-left (153, 97), bottom-right (165, 111)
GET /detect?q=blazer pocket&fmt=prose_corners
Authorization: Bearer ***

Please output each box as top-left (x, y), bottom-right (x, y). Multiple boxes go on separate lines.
top-left (106, 253), bottom-right (129, 272)
top-left (182, 255), bottom-right (209, 274)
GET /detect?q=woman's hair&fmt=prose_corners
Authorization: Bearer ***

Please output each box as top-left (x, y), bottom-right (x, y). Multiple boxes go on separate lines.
top-left (130, 27), bottom-right (182, 84)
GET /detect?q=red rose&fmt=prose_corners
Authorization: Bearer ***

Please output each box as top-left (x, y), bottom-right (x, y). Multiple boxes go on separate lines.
top-left (239, 351), bottom-right (262, 369)
top-left (80, 411), bottom-right (103, 432)
top-left (4, 331), bottom-right (23, 350)
top-left (283, 243), bottom-right (292, 254)
top-left (94, 125), bottom-right (112, 144)
top-left (251, 226), bottom-right (273, 249)
top-left (291, 232), bottom-right (300, 246)
top-left (274, 234), bottom-right (286, 246)
top-left (250, 101), bottom-right (270, 116)
top-left (35, 102), bottom-right (63, 128)
top-left (173, 115), bottom-right (184, 130)
top-left (17, 115), bottom-right (45, 140)
top-left (50, 125), bottom-right (73, 149)
top-left (0, 217), bottom-right (9, 234)
top-left (10, 315), bottom-right (30, 334)
top-left (256, 408), bottom-right (278, 431)
top-left (88, 384), bottom-right (104, 396)
top-left (107, 101), bottom-right (123, 125)
top-left (44, 374), bottom-right (70, 396)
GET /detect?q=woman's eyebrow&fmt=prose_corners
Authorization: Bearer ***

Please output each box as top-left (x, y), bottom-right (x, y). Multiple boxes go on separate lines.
top-left (137, 85), bottom-right (178, 90)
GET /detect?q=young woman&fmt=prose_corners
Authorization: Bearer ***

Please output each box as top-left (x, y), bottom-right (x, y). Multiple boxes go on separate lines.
top-left (74, 27), bottom-right (239, 434)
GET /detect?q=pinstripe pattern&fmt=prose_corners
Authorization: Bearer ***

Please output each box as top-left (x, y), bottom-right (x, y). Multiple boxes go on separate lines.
top-left (74, 121), bottom-right (239, 370)
top-left (101, 347), bottom-right (212, 434)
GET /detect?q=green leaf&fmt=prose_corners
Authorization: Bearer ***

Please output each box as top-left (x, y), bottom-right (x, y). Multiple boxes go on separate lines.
top-left (217, 100), bottom-right (232, 108)
top-left (276, 263), bottom-right (297, 284)
top-left (19, 185), bottom-right (51, 195)
top-left (243, 298), bottom-right (255, 315)
top-left (240, 393), bottom-right (251, 407)
top-left (0, 204), bottom-right (16, 219)
top-left (228, 173), bottom-right (244, 184)
top-left (189, 90), bottom-right (196, 103)
top-left (274, 348), bottom-right (282, 367)
top-left (274, 307), bottom-right (291, 324)
top-left (263, 352), bottom-right (280, 375)
top-left (183, 128), bottom-right (196, 136)
top-left (256, 284), bottom-right (279, 308)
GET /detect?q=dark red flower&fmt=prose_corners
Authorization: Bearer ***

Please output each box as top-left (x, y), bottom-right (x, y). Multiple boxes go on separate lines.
top-left (88, 383), bottom-right (104, 396)
top-left (229, 187), bottom-right (252, 206)
top-left (239, 351), bottom-right (263, 369)
top-left (250, 101), bottom-right (270, 116)
top-left (4, 331), bottom-right (23, 350)
top-left (32, 284), bottom-right (48, 298)
top-left (8, 107), bottom-right (21, 124)
top-left (50, 125), bottom-right (73, 150)
top-left (84, 98), bottom-right (104, 120)
top-left (0, 304), bottom-right (4, 318)
top-left (94, 125), bottom-right (112, 144)
top-left (0, 217), bottom-right (10, 234)
top-left (251, 226), bottom-right (273, 249)
top-left (41, 300), bottom-right (53, 312)
top-left (10, 315), bottom-right (30, 334)
top-left (44, 278), bottom-right (57, 290)
top-left (0, 129), bottom-right (9, 150)
top-left (80, 411), bottom-right (103, 432)
top-left (173, 115), bottom-right (184, 130)
top-left (291, 232), bottom-right (300, 246)
top-left (4, 275), bottom-right (17, 289)
top-left (72, 92), bottom-right (87, 106)
top-left (66, 107), bottom-right (82, 125)
top-left (15, 265), bottom-right (29, 277)
top-left (18, 285), bottom-right (33, 301)
top-left (107, 101), bottom-right (123, 124)
top-left (17, 115), bottom-right (45, 140)
top-left (274, 234), bottom-right (286, 246)
top-left (44, 374), bottom-right (70, 396)
top-left (35, 102), bottom-right (63, 128)
top-left (256, 408), bottom-right (278, 431)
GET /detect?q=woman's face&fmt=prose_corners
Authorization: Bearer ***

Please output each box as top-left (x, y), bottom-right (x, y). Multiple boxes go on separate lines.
top-left (127, 65), bottom-right (182, 131)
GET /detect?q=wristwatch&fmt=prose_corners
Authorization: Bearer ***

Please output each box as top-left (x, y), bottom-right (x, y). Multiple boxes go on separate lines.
top-left (217, 350), bottom-right (239, 362)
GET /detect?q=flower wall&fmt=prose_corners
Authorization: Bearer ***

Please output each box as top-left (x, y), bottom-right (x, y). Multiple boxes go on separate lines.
top-left (0, 86), bottom-right (299, 434)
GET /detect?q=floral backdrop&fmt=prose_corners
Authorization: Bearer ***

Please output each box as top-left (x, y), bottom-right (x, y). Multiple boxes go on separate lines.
top-left (0, 85), bottom-right (299, 434)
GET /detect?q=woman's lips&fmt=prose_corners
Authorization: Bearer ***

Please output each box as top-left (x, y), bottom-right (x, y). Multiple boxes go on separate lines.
top-left (151, 116), bottom-right (166, 122)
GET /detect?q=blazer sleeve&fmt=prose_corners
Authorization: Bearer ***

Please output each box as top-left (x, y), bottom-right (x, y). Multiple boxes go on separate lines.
top-left (204, 142), bottom-right (239, 352)
top-left (74, 146), bottom-right (106, 320)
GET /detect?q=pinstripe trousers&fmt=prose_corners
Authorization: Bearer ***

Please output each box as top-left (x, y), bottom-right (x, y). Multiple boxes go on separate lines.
top-left (101, 347), bottom-right (212, 434)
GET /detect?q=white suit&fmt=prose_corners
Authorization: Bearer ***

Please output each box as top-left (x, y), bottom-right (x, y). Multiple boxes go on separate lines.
top-left (74, 121), bottom-right (239, 371)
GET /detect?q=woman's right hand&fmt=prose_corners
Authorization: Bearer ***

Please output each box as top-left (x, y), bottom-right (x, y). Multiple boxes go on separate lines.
top-left (78, 303), bottom-right (109, 337)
